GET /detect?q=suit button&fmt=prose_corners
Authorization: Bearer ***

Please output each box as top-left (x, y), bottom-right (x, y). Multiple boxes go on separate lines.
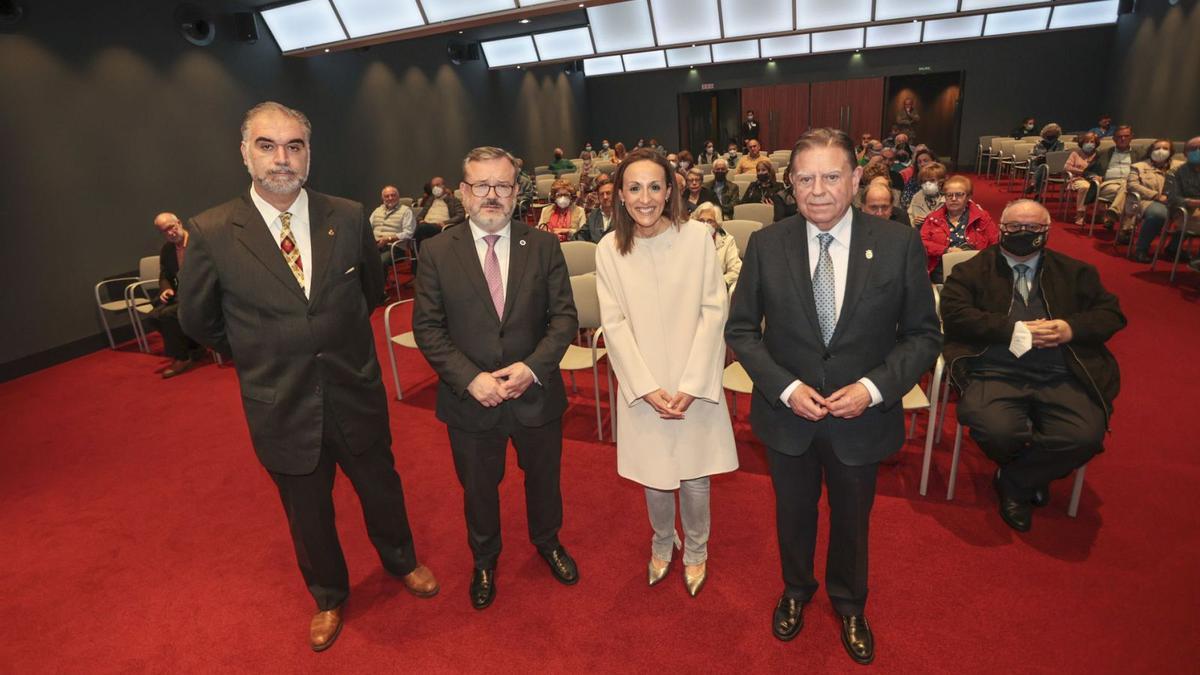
top-left (822, 352), bottom-right (832, 361)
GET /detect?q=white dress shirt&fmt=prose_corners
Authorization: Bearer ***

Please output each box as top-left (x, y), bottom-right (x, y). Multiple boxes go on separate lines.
top-left (780, 207), bottom-right (883, 407)
top-left (250, 186), bottom-right (313, 298)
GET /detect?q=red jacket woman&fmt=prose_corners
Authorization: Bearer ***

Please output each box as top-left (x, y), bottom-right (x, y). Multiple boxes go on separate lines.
top-left (920, 176), bottom-right (999, 278)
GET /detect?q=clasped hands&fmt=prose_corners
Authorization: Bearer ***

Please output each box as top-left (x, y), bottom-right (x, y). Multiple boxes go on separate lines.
top-left (787, 382), bottom-right (871, 421)
top-left (467, 362), bottom-right (535, 407)
top-left (1024, 319), bottom-right (1073, 348)
top-left (642, 389), bottom-right (696, 420)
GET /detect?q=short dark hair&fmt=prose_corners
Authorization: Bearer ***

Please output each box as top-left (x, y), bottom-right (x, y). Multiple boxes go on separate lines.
top-left (788, 127), bottom-right (856, 175)
top-left (611, 148), bottom-right (683, 256)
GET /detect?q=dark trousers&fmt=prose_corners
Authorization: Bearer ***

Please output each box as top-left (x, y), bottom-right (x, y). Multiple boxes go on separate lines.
top-left (269, 400), bottom-right (417, 611)
top-left (151, 302), bottom-right (198, 360)
top-left (768, 429), bottom-right (879, 617)
top-left (447, 411), bottom-right (564, 570)
top-left (957, 375), bottom-right (1104, 502)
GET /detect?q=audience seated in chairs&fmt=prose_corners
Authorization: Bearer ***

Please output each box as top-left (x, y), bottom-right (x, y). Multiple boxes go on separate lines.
top-left (740, 158), bottom-right (783, 205)
top-left (855, 133), bottom-right (874, 164)
top-left (596, 139), bottom-right (614, 162)
top-left (921, 175), bottom-right (999, 282)
top-left (1011, 116), bottom-right (1037, 139)
top-left (772, 171), bottom-right (797, 223)
top-left (709, 158), bottom-right (740, 219)
top-left (1129, 139), bottom-right (1185, 262)
top-left (940, 199), bottom-right (1125, 532)
top-left (413, 176), bottom-right (466, 250)
top-left (1089, 114), bottom-right (1115, 138)
top-left (682, 167), bottom-right (717, 215)
top-left (855, 161), bottom-right (892, 207)
top-left (858, 139), bottom-right (883, 167)
top-left (908, 162), bottom-right (947, 229)
top-left (1024, 123), bottom-right (1066, 197)
top-left (697, 140), bottom-right (718, 166)
top-left (549, 147), bottom-right (576, 175)
top-left (578, 151), bottom-right (601, 201)
top-left (900, 148), bottom-right (935, 208)
top-left (1169, 137), bottom-right (1200, 272)
top-left (735, 139), bottom-right (764, 175)
top-left (538, 179), bottom-right (586, 235)
top-left (1097, 125), bottom-right (1142, 233)
top-left (514, 157), bottom-right (537, 216)
top-left (576, 178), bottom-right (615, 243)
top-left (150, 212), bottom-right (201, 379)
top-left (1063, 132), bottom-right (1103, 225)
top-left (370, 185), bottom-right (415, 273)
top-left (691, 202), bottom-right (741, 290)
top-left (861, 182), bottom-right (911, 227)
top-left (580, 141), bottom-right (594, 159)
top-left (611, 141), bottom-right (627, 165)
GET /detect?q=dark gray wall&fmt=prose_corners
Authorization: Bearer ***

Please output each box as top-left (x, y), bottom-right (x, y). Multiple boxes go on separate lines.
top-left (0, 1), bottom-right (585, 368)
top-left (1107, 0), bottom-right (1200, 139)
top-left (585, 27), bottom-right (1117, 168)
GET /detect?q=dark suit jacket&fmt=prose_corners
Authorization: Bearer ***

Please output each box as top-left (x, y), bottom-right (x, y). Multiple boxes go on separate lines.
top-left (1093, 145), bottom-right (1145, 179)
top-left (412, 219), bottom-right (578, 432)
top-left (725, 209), bottom-right (942, 465)
top-left (179, 190), bottom-right (389, 475)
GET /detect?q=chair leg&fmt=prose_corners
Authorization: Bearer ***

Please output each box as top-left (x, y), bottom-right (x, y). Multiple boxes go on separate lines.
top-left (1068, 464), bottom-right (1087, 518)
top-left (591, 359), bottom-right (603, 442)
top-left (606, 364), bottom-right (617, 441)
top-left (99, 310), bottom-right (117, 350)
top-left (919, 362), bottom-right (943, 497)
top-left (946, 423), bottom-right (964, 501)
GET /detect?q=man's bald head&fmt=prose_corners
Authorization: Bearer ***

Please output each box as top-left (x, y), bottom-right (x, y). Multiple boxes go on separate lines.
top-left (862, 184), bottom-right (894, 218)
top-left (153, 212), bottom-right (184, 243)
top-left (154, 212), bottom-right (179, 228)
top-left (1186, 136), bottom-right (1200, 151)
top-left (1000, 198), bottom-right (1051, 226)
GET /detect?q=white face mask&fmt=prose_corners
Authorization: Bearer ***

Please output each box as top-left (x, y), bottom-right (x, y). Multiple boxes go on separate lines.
top-left (602, 142), bottom-right (609, 149)
top-left (922, 181), bottom-right (939, 196)
top-left (555, 196), bottom-right (571, 209)
top-left (1081, 143), bottom-right (1096, 153)
top-left (1151, 148), bottom-right (1170, 163)
top-left (431, 185), bottom-right (444, 197)
top-left (679, 161), bottom-right (689, 170)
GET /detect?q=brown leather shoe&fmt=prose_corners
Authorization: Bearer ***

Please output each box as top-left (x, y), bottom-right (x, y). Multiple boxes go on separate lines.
top-left (309, 607), bottom-right (343, 652)
top-left (161, 359), bottom-right (194, 379)
top-left (402, 563), bottom-right (440, 598)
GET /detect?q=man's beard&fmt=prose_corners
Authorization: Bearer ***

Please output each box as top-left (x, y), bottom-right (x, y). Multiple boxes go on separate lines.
top-left (249, 161), bottom-right (307, 195)
top-left (471, 198), bottom-right (512, 229)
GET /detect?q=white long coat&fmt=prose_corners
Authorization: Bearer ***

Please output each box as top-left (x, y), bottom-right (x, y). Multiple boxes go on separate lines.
top-left (595, 219), bottom-right (738, 490)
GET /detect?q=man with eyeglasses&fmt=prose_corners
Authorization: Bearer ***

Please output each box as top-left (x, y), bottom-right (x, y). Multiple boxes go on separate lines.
top-left (412, 146), bottom-right (580, 611)
top-left (940, 199), bottom-right (1126, 532)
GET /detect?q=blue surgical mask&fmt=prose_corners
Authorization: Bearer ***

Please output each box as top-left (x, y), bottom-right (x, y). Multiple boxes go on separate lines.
top-left (1188, 149), bottom-right (1200, 165)
top-left (1081, 142), bottom-right (1096, 153)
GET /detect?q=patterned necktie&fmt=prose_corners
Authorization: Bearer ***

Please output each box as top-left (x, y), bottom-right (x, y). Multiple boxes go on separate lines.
top-left (813, 232), bottom-right (836, 346)
top-left (483, 234), bottom-right (504, 320)
top-left (278, 212), bottom-right (304, 288)
top-left (1014, 263), bottom-right (1030, 305)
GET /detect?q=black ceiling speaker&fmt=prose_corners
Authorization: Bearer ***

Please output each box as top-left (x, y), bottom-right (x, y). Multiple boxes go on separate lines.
top-left (0, 0), bottom-right (26, 25)
top-left (447, 42), bottom-right (480, 65)
top-left (233, 12), bottom-right (258, 43)
top-left (175, 3), bottom-right (216, 46)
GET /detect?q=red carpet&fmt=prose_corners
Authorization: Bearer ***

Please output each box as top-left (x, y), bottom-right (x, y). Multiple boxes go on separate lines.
top-left (3, 178), bottom-right (1198, 672)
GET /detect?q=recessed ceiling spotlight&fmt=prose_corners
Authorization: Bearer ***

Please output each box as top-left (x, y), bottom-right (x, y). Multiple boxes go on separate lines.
top-left (519, 18), bottom-right (530, 24)
top-left (458, 30), bottom-right (464, 34)
top-left (324, 48), bottom-right (330, 52)
top-left (517, 65), bottom-right (522, 69)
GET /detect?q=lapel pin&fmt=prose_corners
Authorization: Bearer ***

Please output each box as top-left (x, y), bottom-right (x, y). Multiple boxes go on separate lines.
top-left (327, 228), bottom-right (335, 236)
top-left (519, 239), bottom-right (527, 246)
top-left (865, 249), bottom-right (874, 260)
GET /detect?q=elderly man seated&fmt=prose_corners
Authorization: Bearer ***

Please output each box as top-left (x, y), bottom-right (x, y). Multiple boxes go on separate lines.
top-left (860, 182), bottom-right (911, 227)
top-left (1169, 137), bottom-right (1200, 269)
top-left (940, 199), bottom-right (1126, 532)
top-left (150, 212), bottom-right (202, 378)
top-left (370, 185), bottom-right (415, 273)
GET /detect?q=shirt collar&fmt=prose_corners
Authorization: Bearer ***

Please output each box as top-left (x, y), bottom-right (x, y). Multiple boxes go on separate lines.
top-left (468, 218), bottom-right (511, 242)
top-left (249, 185), bottom-right (306, 225)
top-left (1000, 248), bottom-right (1041, 273)
top-left (806, 206), bottom-right (854, 246)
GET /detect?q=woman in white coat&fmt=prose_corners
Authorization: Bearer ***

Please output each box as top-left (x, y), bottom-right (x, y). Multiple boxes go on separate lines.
top-left (595, 148), bottom-right (738, 596)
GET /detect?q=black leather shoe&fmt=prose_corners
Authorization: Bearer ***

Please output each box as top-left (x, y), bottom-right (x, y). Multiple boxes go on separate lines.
top-left (470, 568), bottom-right (495, 610)
top-left (994, 472), bottom-right (1032, 532)
top-left (1031, 485), bottom-right (1050, 508)
top-left (840, 615), bottom-right (875, 665)
top-left (772, 596), bottom-right (804, 641)
top-left (540, 546), bottom-right (579, 585)
top-left (1132, 251), bottom-right (1153, 264)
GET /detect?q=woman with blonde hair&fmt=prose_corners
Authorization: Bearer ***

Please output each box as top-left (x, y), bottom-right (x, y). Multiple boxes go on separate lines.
top-left (691, 201), bottom-right (741, 289)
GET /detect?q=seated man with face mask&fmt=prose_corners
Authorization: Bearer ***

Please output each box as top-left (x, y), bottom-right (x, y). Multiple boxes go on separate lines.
top-left (940, 199), bottom-right (1126, 533)
top-left (709, 158), bottom-right (741, 220)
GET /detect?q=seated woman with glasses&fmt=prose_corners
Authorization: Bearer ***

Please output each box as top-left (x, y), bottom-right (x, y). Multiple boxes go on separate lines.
top-left (681, 168), bottom-right (717, 215)
top-left (691, 201), bottom-right (741, 290)
top-left (920, 175), bottom-right (999, 282)
top-left (537, 179), bottom-right (586, 235)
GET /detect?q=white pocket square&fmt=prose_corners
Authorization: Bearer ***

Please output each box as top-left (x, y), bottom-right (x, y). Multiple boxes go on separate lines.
top-left (344, 266), bottom-right (356, 274)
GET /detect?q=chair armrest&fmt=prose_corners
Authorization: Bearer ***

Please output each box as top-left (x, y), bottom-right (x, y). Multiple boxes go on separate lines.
top-left (383, 298), bottom-right (414, 341)
top-left (94, 276), bottom-right (140, 305)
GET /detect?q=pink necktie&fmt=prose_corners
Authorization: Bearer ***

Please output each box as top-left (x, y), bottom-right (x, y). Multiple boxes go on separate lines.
top-left (483, 234), bottom-right (504, 319)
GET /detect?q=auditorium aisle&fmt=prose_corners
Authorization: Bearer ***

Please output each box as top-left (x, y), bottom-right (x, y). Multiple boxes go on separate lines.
top-left (2, 177), bottom-right (1197, 672)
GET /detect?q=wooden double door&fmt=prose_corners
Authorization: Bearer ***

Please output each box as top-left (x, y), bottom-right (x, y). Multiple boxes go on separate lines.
top-left (739, 77), bottom-right (884, 149)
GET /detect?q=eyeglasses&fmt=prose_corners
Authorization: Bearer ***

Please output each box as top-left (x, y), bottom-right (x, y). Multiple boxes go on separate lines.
top-left (465, 182), bottom-right (515, 198)
top-left (999, 222), bottom-right (1049, 233)
top-left (696, 217), bottom-right (718, 226)
top-left (944, 191), bottom-right (968, 199)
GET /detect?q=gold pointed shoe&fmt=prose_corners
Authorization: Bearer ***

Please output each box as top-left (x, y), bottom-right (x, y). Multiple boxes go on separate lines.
top-left (684, 562), bottom-right (707, 597)
top-left (648, 558), bottom-right (670, 586)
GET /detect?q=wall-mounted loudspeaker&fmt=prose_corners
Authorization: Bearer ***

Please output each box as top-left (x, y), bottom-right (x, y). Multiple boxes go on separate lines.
top-left (447, 42), bottom-right (480, 65)
top-left (0, 0), bottom-right (26, 25)
top-left (233, 12), bottom-right (258, 43)
top-left (563, 60), bottom-right (583, 75)
top-left (175, 3), bottom-right (216, 47)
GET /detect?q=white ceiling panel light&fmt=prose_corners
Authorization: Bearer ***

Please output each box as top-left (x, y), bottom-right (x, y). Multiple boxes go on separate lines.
top-left (961, 0), bottom-right (1043, 10)
top-left (721, 0), bottom-right (793, 37)
top-left (584, 55), bottom-right (625, 76)
top-left (984, 7), bottom-right (1051, 35)
top-left (795, 0), bottom-right (871, 31)
top-left (533, 27), bottom-right (595, 60)
top-left (518, 0), bottom-right (564, 5)
top-left (666, 45), bottom-right (713, 67)
top-left (811, 27), bottom-right (863, 53)
top-left (331, 0), bottom-right (424, 38)
top-left (923, 14), bottom-right (985, 41)
top-left (480, 35), bottom-right (539, 67)
top-left (419, 0), bottom-right (516, 23)
top-left (261, 0), bottom-right (347, 52)
top-left (875, 0), bottom-right (957, 21)
top-left (588, 1), bottom-right (657, 52)
top-left (622, 49), bottom-right (667, 71)
top-left (711, 39), bottom-right (760, 62)
top-left (650, 0), bottom-right (722, 46)
top-left (760, 34), bottom-right (810, 57)
top-left (1050, 0), bottom-right (1120, 29)
top-left (865, 21), bottom-right (923, 47)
